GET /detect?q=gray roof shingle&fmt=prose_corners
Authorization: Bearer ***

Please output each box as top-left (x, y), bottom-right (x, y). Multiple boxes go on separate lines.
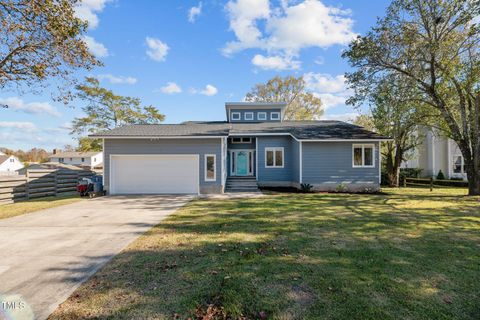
top-left (89, 121), bottom-right (389, 140)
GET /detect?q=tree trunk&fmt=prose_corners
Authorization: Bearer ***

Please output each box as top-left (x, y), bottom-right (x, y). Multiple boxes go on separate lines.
top-left (465, 159), bottom-right (480, 196)
top-left (385, 153), bottom-right (400, 187)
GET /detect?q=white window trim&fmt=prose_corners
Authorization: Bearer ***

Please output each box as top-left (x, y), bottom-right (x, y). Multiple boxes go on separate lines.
top-left (352, 144), bottom-right (375, 168)
top-left (452, 154), bottom-right (465, 174)
top-left (270, 112), bottom-right (281, 120)
top-left (244, 112), bottom-right (254, 120)
top-left (241, 137), bottom-right (252, 143)
top-left (265, 147), bottom-right (284, 168)
top-left (231, 137), bottom-right (243, 144)
top-left (204, 154), bottom-right (216, 182)
top-left (257, 112), bottom-right (267, 121)
top-left (231, 112), bottom-right (241, 121)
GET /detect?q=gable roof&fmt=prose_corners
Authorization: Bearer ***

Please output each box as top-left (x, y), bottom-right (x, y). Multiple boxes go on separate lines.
top-left (0, 155), bottom-right (10, 164)
top-left (50, 151), bottom-right (101, 158)
top-left (90, 121), bottom-right (389, 140)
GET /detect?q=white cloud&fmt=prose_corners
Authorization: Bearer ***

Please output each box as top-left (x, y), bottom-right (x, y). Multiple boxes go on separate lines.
top-left (223, 0), bottom-right (270, 56)
top-left (83, 35), bottom-right (109, 57)
top-left (304, 72), bottom-right (351, 110)
top-left (188, 2), bottom-right (202, 23)
top-left (320, 112), bottom-right (359, 123)
top-left (146, 37), bottom-right (169, 62)
top-left (191, 84), bottom-right (218, 96)
top-left (60, 122), bottom-right (73, 130)
top-left (314, 93), bottom-right (348, 110)
top-left (74, 0), bottom-right (112, 29)
top-left (0, 97), bottom-right (61, 117)
top-left (0, 121), bottom-right (38, 132)
top-left (251, 54), bottom-right (300, 70)
top-left (223, 0), bottom-right (356, 69)
top-left (304, 73), bottom-right (347, 93)
top-left (160, 82), bottom-right (182, 94)
top-left (314, 56), bottom-right (325, 65)
top-left (97, 74), bottom-right (138, 85)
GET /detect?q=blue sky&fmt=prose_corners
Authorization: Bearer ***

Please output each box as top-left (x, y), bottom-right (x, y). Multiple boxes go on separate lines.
top-left (0, 0), bottom-right (390, 151)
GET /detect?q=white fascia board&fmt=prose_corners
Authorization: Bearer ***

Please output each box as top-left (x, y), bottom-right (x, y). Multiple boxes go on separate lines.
top-left (91, 135), bottom-right (226, 139)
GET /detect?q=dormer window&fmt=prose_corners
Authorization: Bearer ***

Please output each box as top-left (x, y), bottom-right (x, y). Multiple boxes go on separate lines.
top-left (270, 112), bottom-right (281, 120)
top-left (231, 112), bottom-right (241, 121)
top-left (257, 112), bottom-right (267, 121)
top-left (244, 112), bottom-right (254, 120)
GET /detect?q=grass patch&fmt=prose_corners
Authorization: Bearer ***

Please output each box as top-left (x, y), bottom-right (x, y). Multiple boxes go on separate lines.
top-left (50, 188), bottom-right (480, 319)
top-left (0, 195), bottom-right (82, 220)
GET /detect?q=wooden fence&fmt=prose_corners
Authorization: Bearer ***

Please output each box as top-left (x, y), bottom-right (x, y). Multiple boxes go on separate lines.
top-left (0, 169), bottom-right (96, 205)
top-left (403, 177), bottom-right (468, 191)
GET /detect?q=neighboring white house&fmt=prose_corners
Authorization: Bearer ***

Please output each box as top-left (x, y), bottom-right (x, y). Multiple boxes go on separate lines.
top-left (402, 128), bottom-right (467, 180)
top-left (49, 150), bottom-right (103, 169)
top-left (0, 154), bottom-right (24, 173)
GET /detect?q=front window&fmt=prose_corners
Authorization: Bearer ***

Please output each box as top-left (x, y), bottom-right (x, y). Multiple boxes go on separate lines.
top-left (453, 155), bottom-right (464, 173)
top-left (205, 154), bottom-right (216, 181)
top-left (81, 158), bottom-right (85, 162)
top-left (257, 112), bottom-right (267, 120)
top-left (10, 158), bottom-right (14, 162)
top-left (265, 147), bottom-right (284, 168)
top-left (353, 144), bottom-right (375, 167)
top-left (59, 158), bottom-right (64, 163)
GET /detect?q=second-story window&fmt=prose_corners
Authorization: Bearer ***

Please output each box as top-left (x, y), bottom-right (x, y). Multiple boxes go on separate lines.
top-left (270, 112), bottom-right (281, 120)
top-left (231, 112), bottom-right (241, 121)
top-left (257, 112), bottom-right (267, 121)
top-left (244, 112), bottom-right (254, 120)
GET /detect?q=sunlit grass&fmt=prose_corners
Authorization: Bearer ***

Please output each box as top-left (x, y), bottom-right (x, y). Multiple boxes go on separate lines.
top-left (0, 195), bottom-right (82, 220)
top-left (50, 188), bottom-right (480, 320)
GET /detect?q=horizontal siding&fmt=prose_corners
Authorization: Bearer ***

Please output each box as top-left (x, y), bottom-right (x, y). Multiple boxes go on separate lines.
top-left (291, 140), bottom-right (300, 183)
top-left (104, 138), bottom-right (222, 190)
top-left (229, 108), bottom-right (281, 122)
top-left (257, 136), bottom-right (294, 182)
top-left (302, 142), bottom-right (379, 185)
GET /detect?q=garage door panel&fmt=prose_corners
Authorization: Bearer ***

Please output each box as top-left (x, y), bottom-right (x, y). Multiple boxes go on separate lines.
top-left (111, 155), bottom-right (199, 194)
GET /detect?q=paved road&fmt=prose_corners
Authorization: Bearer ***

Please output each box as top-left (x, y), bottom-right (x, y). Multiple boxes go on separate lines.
top-left (0, 195), bottom-right (192, 320)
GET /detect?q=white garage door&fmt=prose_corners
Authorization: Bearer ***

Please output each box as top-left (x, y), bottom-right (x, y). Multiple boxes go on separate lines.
top-left (110, 155), bottom-right (199, 194)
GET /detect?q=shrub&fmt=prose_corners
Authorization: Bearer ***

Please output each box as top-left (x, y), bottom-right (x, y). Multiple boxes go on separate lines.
top-left (300, 183), bottom-right (313, 193)
top-left (399, 168), bottom-right (422, 185)
top-left (335, 183), bottom-right (347, 193)
top-left (436, 170), bottom-right (445, 180)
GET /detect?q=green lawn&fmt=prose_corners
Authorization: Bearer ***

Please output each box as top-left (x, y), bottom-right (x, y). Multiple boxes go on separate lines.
top-left (50, 188), bottom-right (480, 320)
top-left (0, 195), bottom-right (82, 220)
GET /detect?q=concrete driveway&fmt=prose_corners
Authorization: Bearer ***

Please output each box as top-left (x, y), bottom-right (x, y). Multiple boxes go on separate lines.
top-left (0, 195), bottom-right (192, 320)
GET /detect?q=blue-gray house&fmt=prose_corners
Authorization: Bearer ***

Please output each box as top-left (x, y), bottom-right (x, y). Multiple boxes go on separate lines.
top-left (91, 102), bottom-right (388, 195)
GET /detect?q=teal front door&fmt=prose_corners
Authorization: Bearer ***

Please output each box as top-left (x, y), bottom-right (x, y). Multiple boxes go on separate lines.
top-left (236, 151), bottom-right (248, 176)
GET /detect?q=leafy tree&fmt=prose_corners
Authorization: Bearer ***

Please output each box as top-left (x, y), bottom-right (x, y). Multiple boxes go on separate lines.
top-left (77, 137), bottom-right (102, 152)
top-left (353, 114), bottom-right (375, 131)
top-left (0, 147), bottom-right (49, 162)
top-left (0, 0), bottom-right (99, 98)
top-left (245, 75), bottom-right (324, 120)
top-left (343, 0), bottom-right (480, 195)
top-left (71, 77), bottom-right (165, 150)
top-left (355, 75), bottom-right (427, 187)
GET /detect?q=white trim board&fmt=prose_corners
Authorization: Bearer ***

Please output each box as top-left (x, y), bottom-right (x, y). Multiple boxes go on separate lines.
top-left (352, 144), bottom-right (375, 168)
top-left (265, 147), bottom-right (285, 168)
top-left (204, 154), bottom-right (216, 182)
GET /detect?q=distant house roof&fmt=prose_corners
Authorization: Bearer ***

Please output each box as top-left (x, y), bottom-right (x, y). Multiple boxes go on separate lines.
top-left (49, 151), bottom-right (101, 158)
top-left (0, 155), bottom-right (10, 164)
top-left (90, 121), bottom-right (389, 140)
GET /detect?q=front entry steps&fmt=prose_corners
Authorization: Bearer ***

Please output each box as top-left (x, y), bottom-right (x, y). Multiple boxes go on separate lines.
top-left (225, 176), bottom-right (260, 193)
